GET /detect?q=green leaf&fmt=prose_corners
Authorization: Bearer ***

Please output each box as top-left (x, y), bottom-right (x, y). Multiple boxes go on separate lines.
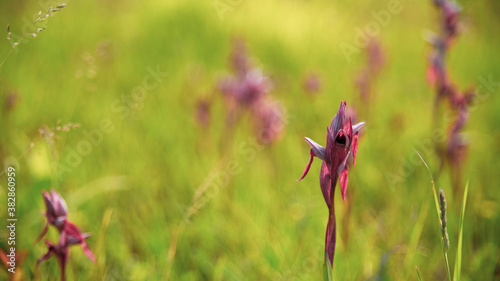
top-left (453, 179), bottom-right (469, 281)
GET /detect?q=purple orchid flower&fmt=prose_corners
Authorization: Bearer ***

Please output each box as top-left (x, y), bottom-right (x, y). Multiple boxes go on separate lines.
top-left (36, 190), bottom-right (69, 243)
top-left (252, 99), bottom-right (285, 144)
top-left (36, 190), bottom-right (95, 281)
top-left (297, 101), bottom-right (365, 266)
top-left (303, 73), bottom-right (321, 95)
top-left (37, 222), bottom-right (95, 281)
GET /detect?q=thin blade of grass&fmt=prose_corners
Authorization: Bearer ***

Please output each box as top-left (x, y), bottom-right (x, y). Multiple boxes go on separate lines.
top-left (414, 149), bottom-right (451, 281)
top-left (453, 179), bottom-right (469, 281)
top-left (416, 265), bottom-right (423, 281)
top-left (404, 203), bottom-right (429, 279)
top-left (414, 150), bottom-right (441, 226)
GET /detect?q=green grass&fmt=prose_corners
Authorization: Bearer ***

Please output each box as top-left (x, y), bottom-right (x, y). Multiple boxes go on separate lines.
top-left (453, 179), bottom-right (469, 281)
top-left (0, 0), bottom-right (499, 280)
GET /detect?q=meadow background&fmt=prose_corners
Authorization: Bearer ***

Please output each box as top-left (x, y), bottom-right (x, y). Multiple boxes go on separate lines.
top-left (0, 0), bottom-right (499, 280)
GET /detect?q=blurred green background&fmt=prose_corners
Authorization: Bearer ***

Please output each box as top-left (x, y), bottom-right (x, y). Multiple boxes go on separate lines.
top-left (0, 0), bottom-right (499, 280)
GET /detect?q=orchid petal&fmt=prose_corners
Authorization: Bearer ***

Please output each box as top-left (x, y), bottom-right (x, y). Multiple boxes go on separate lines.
top-left (304, 137), bottom-right (325, 161)
top-left (51, 189), bottom-right (68, 215)
top-left (329, 101), bottom-right (346, 135)
top-left (297, 151), bottom-right (314, 181)
top-left (343, 118), bottom-right (353, 139)
top-left (327, 126), bottom-right (335, 146)
top-left (298, 138), bottom-right (326, 181)
top-left (42, 191), bottom-right (56, 216)
top-left (320, 161), bottom-right (332, 208)
top-left (81, 240), bottom-right (96, 262)
top-left (37, 241), bottom-right (55, 266)
top-left (339, 167), bottom-right (349, 201)
top-left (35, 222), bottom-right (49, 244)
top-left (352, 122), bottom-right (365, 134)
top-left (352, 133), bottom-right (359, 165)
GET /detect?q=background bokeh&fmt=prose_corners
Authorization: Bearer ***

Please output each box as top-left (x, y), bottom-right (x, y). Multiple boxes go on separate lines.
top-left (0, 0), bottom-right (499, 280)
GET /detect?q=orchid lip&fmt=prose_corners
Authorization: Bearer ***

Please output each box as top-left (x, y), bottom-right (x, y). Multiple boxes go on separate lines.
top-left (334, 130), bottom-right (350, 148)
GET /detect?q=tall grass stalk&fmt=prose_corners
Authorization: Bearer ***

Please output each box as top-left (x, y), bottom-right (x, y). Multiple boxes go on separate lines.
top-left (0, 4), bottom-right (66, 70)
top-left (414, 150), bottom-right (451, 281)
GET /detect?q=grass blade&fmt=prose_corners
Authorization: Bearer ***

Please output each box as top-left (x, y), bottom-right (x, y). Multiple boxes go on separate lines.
top-left (453, 179), bottom-right (469, 281)
top-left (416, 265), bottom-right (423, 281)
top-left (414, 149), bottom-right (451, 281)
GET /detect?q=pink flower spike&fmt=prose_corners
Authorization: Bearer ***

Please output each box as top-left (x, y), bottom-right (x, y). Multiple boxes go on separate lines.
top-left (297, 101), bottom-right (365, 269)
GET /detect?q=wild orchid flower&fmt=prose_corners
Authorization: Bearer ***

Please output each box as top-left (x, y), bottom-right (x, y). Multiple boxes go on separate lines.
top-left (427, 0), bottom-right (473, 196)
top-left (355, 39), bottom-right (385, 103)
top-left (426, 0), bottom-right (461, 106)
top-left (37, 223), bottom-right (95, 281)
top-left (297, 101), bottom-right (364, 266)
top-left (36, 190), bottom-right (69, 242)
top-left (252, 99), bottom-right (285, 144)
top-left (303, 74), bottom-right (321, 95)
top-left (214, 39), bottom-right (286, 145)
top-left (36, 190), bottom-right (95, 281)
top-left (195, 98), bottom-right (211, 128)
top-left (230, 38), bottom-right (249, 78)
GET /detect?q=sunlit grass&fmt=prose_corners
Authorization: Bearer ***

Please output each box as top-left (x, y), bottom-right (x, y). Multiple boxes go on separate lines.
top-left (0, 0), bottom-right (498, 280)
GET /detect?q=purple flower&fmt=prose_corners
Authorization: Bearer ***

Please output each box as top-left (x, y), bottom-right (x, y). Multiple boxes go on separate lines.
top-left (37, 222), bottom-right (95, 281)
top-left (236, 69), bottom-right (270, 107)
top-left (215, 39), bottom-right (287, 146)
top-left (252, 99), bottom-right (285, 144)
top-left (229, 38), bottom-right (249, 78)
top-left (36, 190), bottom-right (95, 281)
top-left (297, 101), bottom-right (364, 266)
top-left (217, 69), bottom-right (270, 109)
top-left (355, 39), bottom-right (385, 103)
top-left (195, 98), bottom-right (211, 128)
top-left (366, 39), bottom-right (385, 75)
top-left (446, 90), bottom-right (474, 190)
top-left (355, 69), bottom-right (370, 103)
top-left (36, 190), bottom-right (69, 242)
top-left (439, 0), bottom-right (461, 43)
top-left (303, 74), bottom-right (321, 95)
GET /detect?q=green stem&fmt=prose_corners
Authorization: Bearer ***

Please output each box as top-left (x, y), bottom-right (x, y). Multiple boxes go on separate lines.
top-left (0, 36), bottom-right (25, 70)
top-left (443, 252), bottom-right (451, 281)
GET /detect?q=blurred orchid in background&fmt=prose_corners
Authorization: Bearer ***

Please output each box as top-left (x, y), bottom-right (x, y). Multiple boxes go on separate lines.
top-left (426, 0), bottom-right (473, 196)
top-left (36, 190), bottom-right (69, 242)
top-left (36, 189), bottom-right (95, 281)
top-left (195, 97), bottom-right (211, 128)
top-left (215, 39), bottom-right (286, 144)
top-left (303, 73), bottom-right (321, 95)
top-left (297, 101), bottom-right (365, 267)
top-left (355, 39), bottom-right (385, 104)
